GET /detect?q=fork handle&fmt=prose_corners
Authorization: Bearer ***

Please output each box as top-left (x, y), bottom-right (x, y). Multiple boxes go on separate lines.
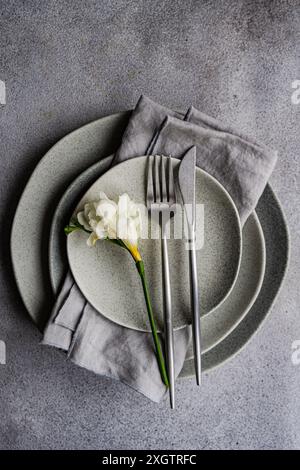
top-left (161, 228), bottom-right (175, 409)
top-left (188, 225), bottom-right (201, 385)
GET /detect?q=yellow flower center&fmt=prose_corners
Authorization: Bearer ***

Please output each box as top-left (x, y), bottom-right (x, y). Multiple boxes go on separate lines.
top-left (125, 242), bottom-right (142, 262)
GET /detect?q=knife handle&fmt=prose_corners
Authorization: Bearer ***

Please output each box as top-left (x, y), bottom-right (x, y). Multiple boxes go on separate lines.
top-left (188, 226), bottom-right (201, 385)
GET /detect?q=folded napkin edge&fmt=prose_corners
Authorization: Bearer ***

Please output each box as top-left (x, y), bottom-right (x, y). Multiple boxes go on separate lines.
top-left (68, 355), bottom-right (167, 403)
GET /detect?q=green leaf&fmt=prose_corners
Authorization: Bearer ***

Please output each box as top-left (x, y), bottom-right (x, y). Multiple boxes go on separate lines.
top-left (64, 219), bottom-right (91, 235)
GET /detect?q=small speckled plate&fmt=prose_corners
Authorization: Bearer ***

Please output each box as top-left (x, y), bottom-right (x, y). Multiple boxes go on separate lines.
top-left (49, 156), bottom-right (265, 358)
top-left (67, 156), bottom-right (242, 332)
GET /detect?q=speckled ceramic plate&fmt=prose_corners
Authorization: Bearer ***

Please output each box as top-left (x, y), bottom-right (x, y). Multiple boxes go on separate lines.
top-left (11, 112), bottom-right (130, 328)
top-left (11, 111), bottom-right (289, 378)
top-left (181, 186), bottom-right (289, 377)
top-left (49, 156), bottom-right (115, 294)
top-left (67, 156), bottom-right (242, 332)
top-left (49, 157), bottom-right (265, 355)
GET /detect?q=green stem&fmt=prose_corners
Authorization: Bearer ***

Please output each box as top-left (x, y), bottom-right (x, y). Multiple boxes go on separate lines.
top-left (65, 224), bottom-right (169, 387)
top-left (136, 260), bottom-right (169, 388)
top-left (64, 220), bottom-right (91, 235)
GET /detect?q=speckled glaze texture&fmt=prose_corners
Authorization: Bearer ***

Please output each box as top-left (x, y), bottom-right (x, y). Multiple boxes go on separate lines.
top-left (67, 156), bottom-right (241, 331)
top-left (49, 156), bottom-right (114, 293)
top-left (1, 0), bottom-right (296, 450)
top-left (11, 113), bottom-right (129, 328)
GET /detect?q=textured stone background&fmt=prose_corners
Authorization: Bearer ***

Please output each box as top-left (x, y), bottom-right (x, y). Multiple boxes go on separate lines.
top-left (0, 0), bottom-right (300, 450)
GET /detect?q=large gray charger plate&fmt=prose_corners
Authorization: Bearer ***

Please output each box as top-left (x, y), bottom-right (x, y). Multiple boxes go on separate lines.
top-left (11, 111), bottom-right (289, 378)
top-left (67, 156), bottom-right (242, 332)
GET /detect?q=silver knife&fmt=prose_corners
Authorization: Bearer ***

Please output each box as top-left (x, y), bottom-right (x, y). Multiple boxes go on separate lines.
top-left (178, 146), bottom-right (201, 385)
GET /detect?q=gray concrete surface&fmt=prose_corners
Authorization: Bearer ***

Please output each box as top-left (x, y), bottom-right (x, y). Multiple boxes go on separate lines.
top-left (0, 0), bottom-right (300, 450)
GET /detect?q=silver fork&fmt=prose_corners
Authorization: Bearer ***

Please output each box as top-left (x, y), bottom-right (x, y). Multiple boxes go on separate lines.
top-left (147, 154), bottom-right (176, 409)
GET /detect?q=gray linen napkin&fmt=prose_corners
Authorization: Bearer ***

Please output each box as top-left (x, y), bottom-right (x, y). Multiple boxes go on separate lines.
top-left (42, 273), bottom-right (190, 402)
top-left (114, 95), bottom-right (278, 225)
top-left (43, 94), bottom-right (277, 402)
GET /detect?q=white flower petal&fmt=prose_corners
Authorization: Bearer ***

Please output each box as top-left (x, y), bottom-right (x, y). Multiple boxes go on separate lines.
top-left (126, 218), bottom-right (139, 246)
top-left (95, 221), bottom-right (108, 239)
top-left (77, 192), bottom-right (141, 248)
top-left (96, 200), bottom-right (117, 221)
top-left (77, 211), bottom-right (91, 231)
top-left (118, 193), bottom-right (130, 214)
top-left (87, 232), bottom-right (99, 247)
top-left (117, 193), bottom-right (142, 242)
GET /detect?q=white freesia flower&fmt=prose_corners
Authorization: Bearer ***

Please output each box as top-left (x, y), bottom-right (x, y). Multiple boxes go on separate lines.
top-left (66, 191), bottom-right (168, 386)
top-left (77, 192), bottom-right (142, 257)
top-left (117, 193), bottom-right (142, 248)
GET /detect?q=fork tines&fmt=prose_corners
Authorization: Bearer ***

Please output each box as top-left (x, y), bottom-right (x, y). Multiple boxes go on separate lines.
top-left (147, 155), bottom-right (176, 208)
